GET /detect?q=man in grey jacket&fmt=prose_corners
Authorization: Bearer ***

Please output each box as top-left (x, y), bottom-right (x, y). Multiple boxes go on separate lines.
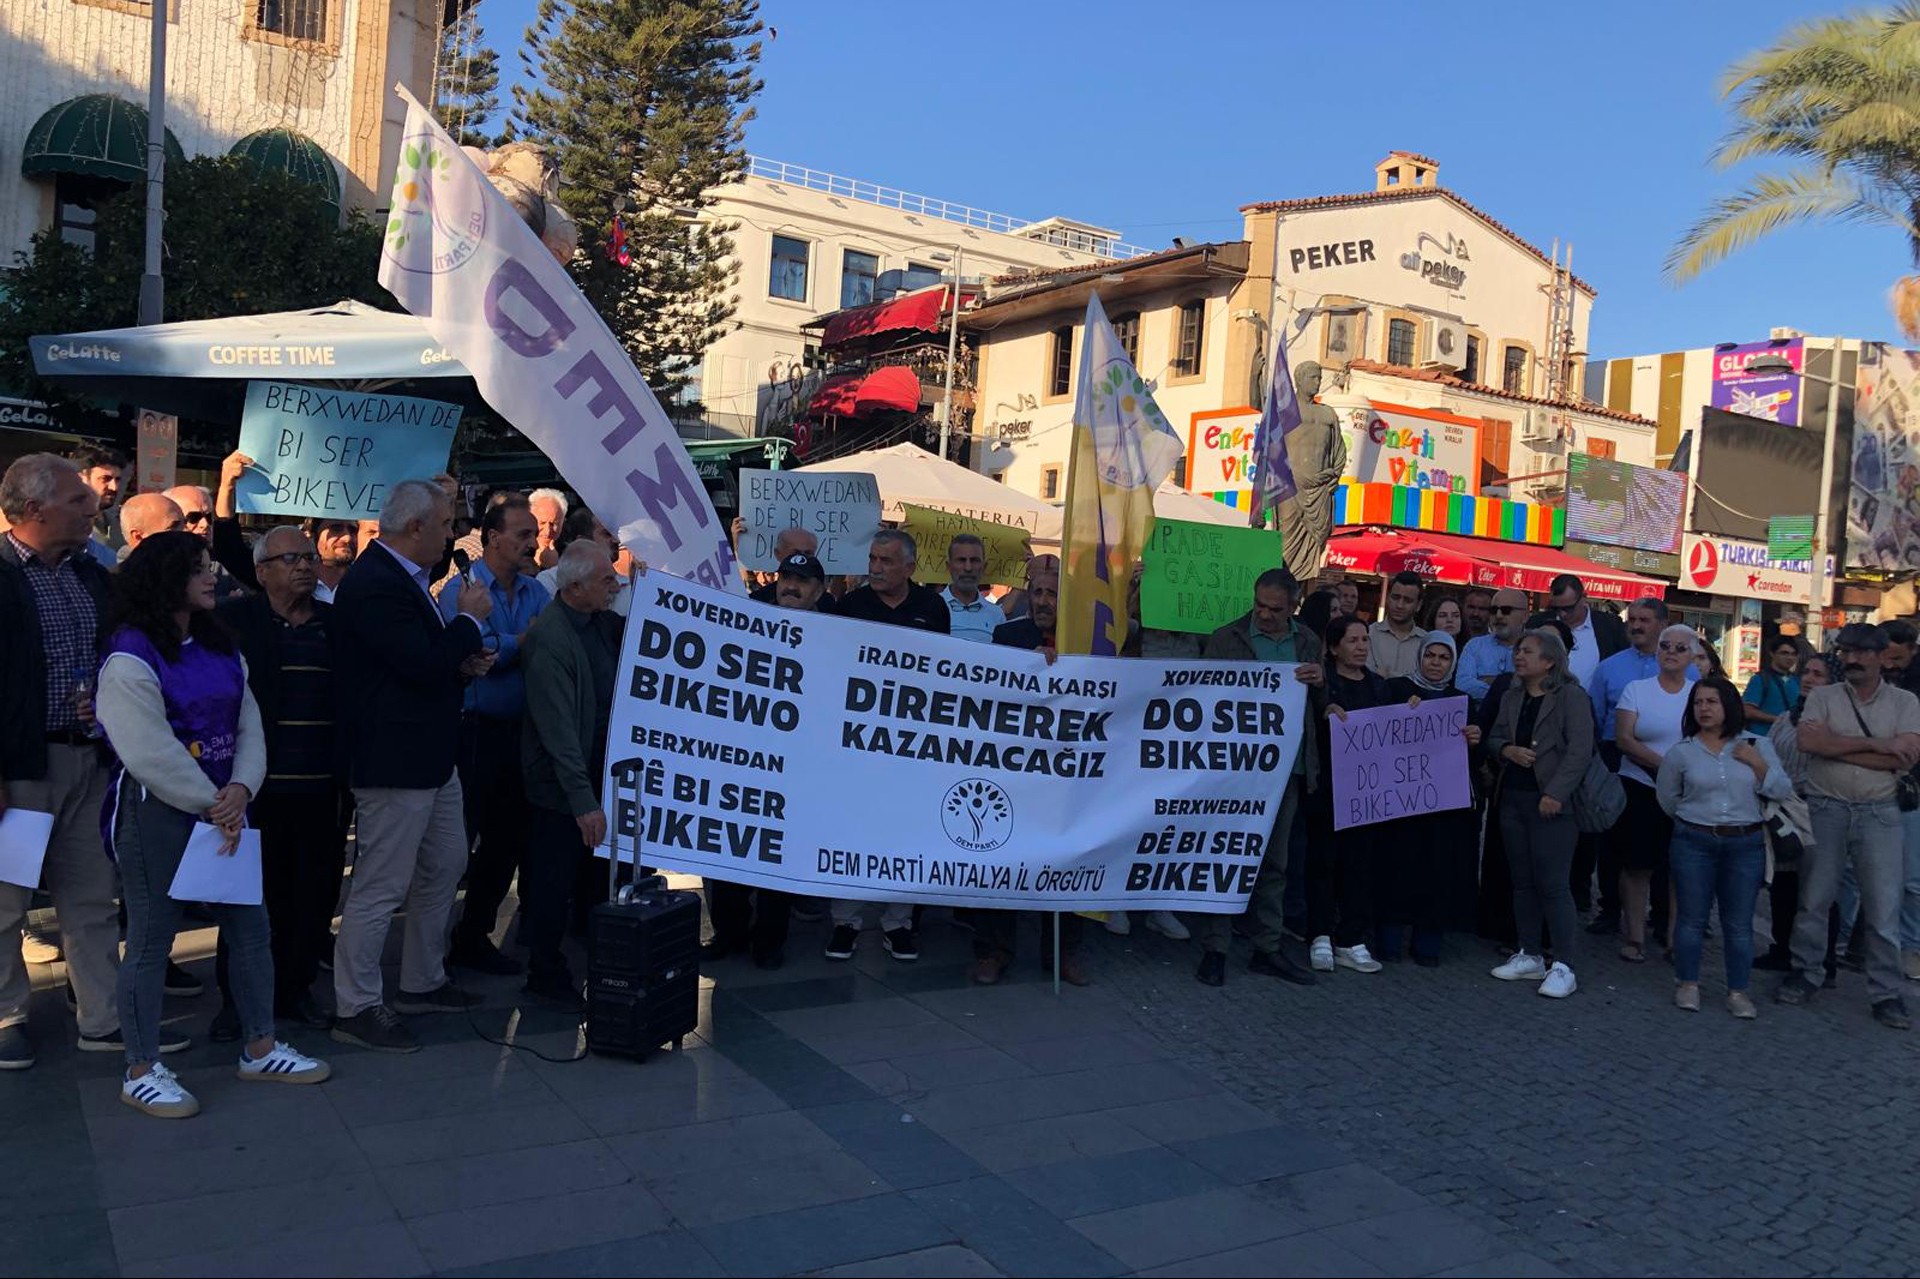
top-left (1195, 567), bottom-right (1324, 988)
top-left (518, 542), bottom-right (624, 1009)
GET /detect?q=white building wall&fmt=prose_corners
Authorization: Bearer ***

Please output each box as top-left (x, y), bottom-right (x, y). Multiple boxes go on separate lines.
top-left (695, 165), bottom-right (1124, 438)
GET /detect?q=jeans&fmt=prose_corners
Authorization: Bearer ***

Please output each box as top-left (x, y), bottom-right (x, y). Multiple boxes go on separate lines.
top-left (1669, 822), bottom-right (1765, 989)
top-left (1792, 797), bottom-right (1906, 1005)
top-left (1499, 787), bottom-right (1579, 965)
top-left (115, 785), bottom-right (274, 1064)
top-left (1197, 778), bottom-right (1300, 956)
top-left (1903, 807), bottom-right (1920, 954)
top-left (455, 715), bottom-right (530, 949)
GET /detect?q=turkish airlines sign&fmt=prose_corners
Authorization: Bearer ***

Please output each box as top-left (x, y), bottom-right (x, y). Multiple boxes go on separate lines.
top-left (1681, 533), bottom-right (1833, 603)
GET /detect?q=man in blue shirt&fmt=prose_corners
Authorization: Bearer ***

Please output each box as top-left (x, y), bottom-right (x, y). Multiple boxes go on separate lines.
top-left (1743, 634), bottom-right (1802, 728)
top-left (939, 534), bottom-right (1000, 644)
top-left (1458, 588), bottom-right (1527, 704)
top-left (437, 496), bottom-right (550, 974)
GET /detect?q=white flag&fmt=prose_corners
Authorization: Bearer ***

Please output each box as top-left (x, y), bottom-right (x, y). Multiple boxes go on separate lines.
top-left (377, 86), bottom-right (738, 591)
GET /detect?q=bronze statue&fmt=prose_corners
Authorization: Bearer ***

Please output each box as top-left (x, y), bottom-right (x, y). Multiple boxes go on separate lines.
top-left (1277, 360), bottom-right (1347, 583)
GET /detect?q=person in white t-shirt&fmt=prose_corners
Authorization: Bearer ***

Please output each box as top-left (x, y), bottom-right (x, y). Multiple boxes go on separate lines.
top-left (1613, 624), bottom-right (1703, 962)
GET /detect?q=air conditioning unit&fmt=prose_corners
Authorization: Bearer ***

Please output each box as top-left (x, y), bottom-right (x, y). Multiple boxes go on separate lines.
top-left (1518, 409), bottom-right (1558, 444)
top-left (1423, 318), bottom-right (1468, 369)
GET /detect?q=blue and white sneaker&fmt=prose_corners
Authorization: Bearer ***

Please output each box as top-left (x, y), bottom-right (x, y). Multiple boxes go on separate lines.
top-left (236, 1041), bottom-right (331, 1085)
top-left (121, 1063), bottom-right (199, 1119)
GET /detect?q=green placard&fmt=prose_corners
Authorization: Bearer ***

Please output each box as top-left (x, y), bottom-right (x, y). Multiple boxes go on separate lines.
top-left (1768, 514), bottom-right (1814, 561)
top-left (1140, 517), bottom-right (1289, 635)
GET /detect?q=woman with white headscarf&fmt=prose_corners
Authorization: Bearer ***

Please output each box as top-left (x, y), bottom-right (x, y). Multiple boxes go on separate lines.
top-left (1380, 632), bottom-right (1481, 965)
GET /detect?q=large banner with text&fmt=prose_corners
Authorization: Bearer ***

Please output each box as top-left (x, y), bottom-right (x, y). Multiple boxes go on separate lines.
top-left (603, 576), bottom-right (1308, 912)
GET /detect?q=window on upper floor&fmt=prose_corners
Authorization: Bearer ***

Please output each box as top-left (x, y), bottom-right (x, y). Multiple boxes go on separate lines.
top-left (1172, 301), bottom-right (1205, 378)
top-left (770, 235), bottom-right (809, 302)
top-left (1048, 326), bottom-right (1074, 398)
top-left (256, 0), bottom-right (327, 43)
top-left (841, 249), bottom-right (878, 309)
top-left (1502, 345), bottom-right (1530, 395)
top-left (1111, 312), bottom-right (1140, 367)
top-left (1387, 318), bottom-right (1418, 367)
top-left (53, 174), bottom-right (122, 253)
top-left (1463, 335), bottom-right (1482, 385)
top-left (903, 262), bottom-right (943, 292)
top-left (1041, 464), bottom-right (1063, 501)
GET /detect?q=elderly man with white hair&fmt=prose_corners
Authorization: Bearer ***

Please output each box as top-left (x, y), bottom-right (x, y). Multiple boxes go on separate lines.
top-left (517, 539), bottom-right (624, 1007)
top-left (205, 524), bottom-right (348, 1038)
top-left (327, 480), bottom-right (496, 1053)
top-left (528, 487), bottom-right (568, 571)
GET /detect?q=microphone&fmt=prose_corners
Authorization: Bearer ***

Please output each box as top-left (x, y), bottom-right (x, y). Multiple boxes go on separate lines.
top-left (451, 548), bottom-right (472, 580)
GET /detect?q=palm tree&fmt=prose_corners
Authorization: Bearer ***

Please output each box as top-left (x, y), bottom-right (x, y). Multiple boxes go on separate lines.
top-left (1667, 3), bottom-right (1920, 336)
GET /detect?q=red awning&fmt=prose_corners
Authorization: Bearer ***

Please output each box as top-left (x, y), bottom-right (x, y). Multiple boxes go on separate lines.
top-left (805, 366), bottom-right (924, 419)
top-left (1327, 528), bottom-right (1667, 600)
top-left (821, 288), bottom-right (949, 347)
top-left (1467, 538), bottom-right (1667, 601)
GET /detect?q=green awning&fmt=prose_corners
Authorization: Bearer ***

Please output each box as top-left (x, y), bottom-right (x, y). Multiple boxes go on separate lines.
top-left (22, 95), bottom-right (186, 184)
top-left (685, 436), bottom-right (793, 478)
top-left (230, 127), bottom-right (341, 210)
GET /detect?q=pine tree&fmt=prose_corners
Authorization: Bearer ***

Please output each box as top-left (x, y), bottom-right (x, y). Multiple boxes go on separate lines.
top-left (434, 15), bottom-right (505, 148)
top-left (515, 0), bottom-right (763, 402)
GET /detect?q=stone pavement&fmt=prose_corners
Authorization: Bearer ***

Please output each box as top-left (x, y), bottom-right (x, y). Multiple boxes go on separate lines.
top-left (8, 892), bottom-right (1917, 1278)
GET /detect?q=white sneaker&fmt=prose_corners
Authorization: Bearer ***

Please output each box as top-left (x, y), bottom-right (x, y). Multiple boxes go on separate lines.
top-left (1142, 911), bottom-right (1190, 941)
top-left (1538, 962), bottom-right (1578, 999)
top-left (1491, 950), bottom-right (1547, 981)
top-left (1103, 912), bottom-right (1133, 936)
top-left (21, 927), bottom-right (60, 965)
top-left (1310, 935), bottom-right (1335, 971)
top-left (237, 1041), bottom-right (332, 1085)
top-left (121, 1062), bottom-right (199, 1119)
top-left (1334, 944), bottom-right (1382, 974)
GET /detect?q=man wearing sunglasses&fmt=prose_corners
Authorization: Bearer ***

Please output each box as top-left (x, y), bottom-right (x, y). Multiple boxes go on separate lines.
top-left (1458, 588), bottom-right (1529, 706)
top-left (209, 525), bottom-right (346, 1035)
top-left (1547, 574), bottom-right (1627, 689)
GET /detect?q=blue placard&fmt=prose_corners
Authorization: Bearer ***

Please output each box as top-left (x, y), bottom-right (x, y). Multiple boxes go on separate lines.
top-left (235, 381), bottom-right (461, 519)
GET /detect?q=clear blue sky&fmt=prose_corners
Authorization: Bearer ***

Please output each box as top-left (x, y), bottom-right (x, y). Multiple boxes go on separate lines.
top-left (483, 0), bottom-right (1910, 358)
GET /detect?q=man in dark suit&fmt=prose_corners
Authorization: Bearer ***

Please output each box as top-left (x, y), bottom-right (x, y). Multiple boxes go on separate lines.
top-left (328, 480), bottom-right (495, 1054)
top-left (1548, 573), bottom-right (1627, 690)
top-left (208, 525), bottom-right (348, 1038)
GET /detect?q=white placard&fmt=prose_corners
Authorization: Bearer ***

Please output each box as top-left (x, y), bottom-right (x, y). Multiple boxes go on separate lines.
top-left (602, 575), bottom-right (1309, 913)
top-left (737, 469), bottom-right (881, 575)
top-left (167, 824), bottom-right (263, 906)
top-left (0, 809), bottom-right (55, 890)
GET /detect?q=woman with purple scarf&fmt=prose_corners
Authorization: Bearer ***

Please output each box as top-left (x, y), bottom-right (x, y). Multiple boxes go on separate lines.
top-left (95, 531), bottom-right (329, 1118)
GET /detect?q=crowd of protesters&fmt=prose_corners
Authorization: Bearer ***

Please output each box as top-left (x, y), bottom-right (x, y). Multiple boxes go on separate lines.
top-left (5, 448), bottom-right (1918, 1125)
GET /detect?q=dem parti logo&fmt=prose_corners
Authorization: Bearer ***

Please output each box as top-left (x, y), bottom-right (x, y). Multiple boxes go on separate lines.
top-left (383, 134), bottom-right (487, 276)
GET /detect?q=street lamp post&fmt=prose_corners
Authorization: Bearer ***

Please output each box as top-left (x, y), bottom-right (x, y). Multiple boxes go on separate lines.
top-left (138, 0), bottom-right (168, 325)
top-left (938, 245), bottom-right (964, 461)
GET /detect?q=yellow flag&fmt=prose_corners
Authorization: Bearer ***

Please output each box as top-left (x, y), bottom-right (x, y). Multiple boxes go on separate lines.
top-left (1056, 294), bottom-right (1184, 655)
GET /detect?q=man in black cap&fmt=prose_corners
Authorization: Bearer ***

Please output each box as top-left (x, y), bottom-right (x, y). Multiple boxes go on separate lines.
top-left (702, 553), bottom-right (829, 969)
top-left (1779, 622), bottom-right (1920, 1029)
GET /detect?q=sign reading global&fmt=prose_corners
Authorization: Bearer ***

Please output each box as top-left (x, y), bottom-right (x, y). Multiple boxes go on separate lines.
top-left (1565, 453), bottom-right (1686, 554)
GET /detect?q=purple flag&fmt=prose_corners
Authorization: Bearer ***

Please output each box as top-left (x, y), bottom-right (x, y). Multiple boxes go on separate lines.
top-left (1247, 325), bottom-right (1301, 526)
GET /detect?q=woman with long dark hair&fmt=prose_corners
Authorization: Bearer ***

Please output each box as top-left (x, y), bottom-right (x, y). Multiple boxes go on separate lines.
top-left (1485, 626), bottom-right (1593, 999)
top-left (1421, 596), bottom-right (1465, 643)
top-left (1657, 676), bottom-right (1790, 1018)
top-left (95, 532), bottom-right (329, 1118)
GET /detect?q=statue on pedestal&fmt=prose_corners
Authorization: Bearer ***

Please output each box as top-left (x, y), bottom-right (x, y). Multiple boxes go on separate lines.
top-left (1277, 360), bottom-right (1347, 584)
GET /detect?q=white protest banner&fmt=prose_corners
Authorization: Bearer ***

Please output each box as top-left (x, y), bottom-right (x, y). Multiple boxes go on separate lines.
top-left (603, 575), bottom-right (1307, 912)
top-left (236, 381), bottom-right (459, 519)
top-left (1329, 695), bottom-right (1472, 831)
top-left (377, 87), bottom-right (739, 591)
top-left (738, 469), bottom-right (880, 575)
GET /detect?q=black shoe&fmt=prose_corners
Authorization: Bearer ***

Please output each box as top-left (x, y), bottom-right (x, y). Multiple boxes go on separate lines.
top-left (448, 937), bottom-right (524, 976)
top-left (1196, 952), bottom-right (1227, 987)
top-left (1249, 948), bottom-right (1316, 985)
top-left (209, 1003), bottom-right (242, 1044)
top-left (883, 928), bottom-right (919, 962)
top-left (1776, 973), bottom-right (1820, 1006)
top-left (1872, 999), bottom-right (1911, 1030)
top-left (164, 961), bottom-right (203, 997)
top-left (276, 994), bottom-right (332, 1028)
top-left (331, 1005), bottom-right (420, 1054)
top-left (1753, 950), bottom-right (1793, 973)
top-left (752, 949), bottom-right (786, 971)
top-left (1823, 966), bottom-right (1839, 989)
top-left (1413, 954), bottom-right (1441, 969)
top-left (824, 925), bottom-right (858, 961)
top-left (700, 938), bottom-right (741, 962)
top-left (1586, 915), bottom-right (1620, 936)
top-left (392, 982), bottom-right (481, 1014)
top-left (0, 1024), bottom-right (34, 1071)
top-left (78, 1026), bottom-right (191, 1054)
top-left (1840, 950), bottom-right (1866, 973)
top-left (523, 972), bottom-right (586, 1014)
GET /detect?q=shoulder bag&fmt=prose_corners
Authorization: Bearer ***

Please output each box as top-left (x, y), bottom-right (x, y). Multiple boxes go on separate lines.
top-left (1844, 689), bottom-right (1920, 811)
